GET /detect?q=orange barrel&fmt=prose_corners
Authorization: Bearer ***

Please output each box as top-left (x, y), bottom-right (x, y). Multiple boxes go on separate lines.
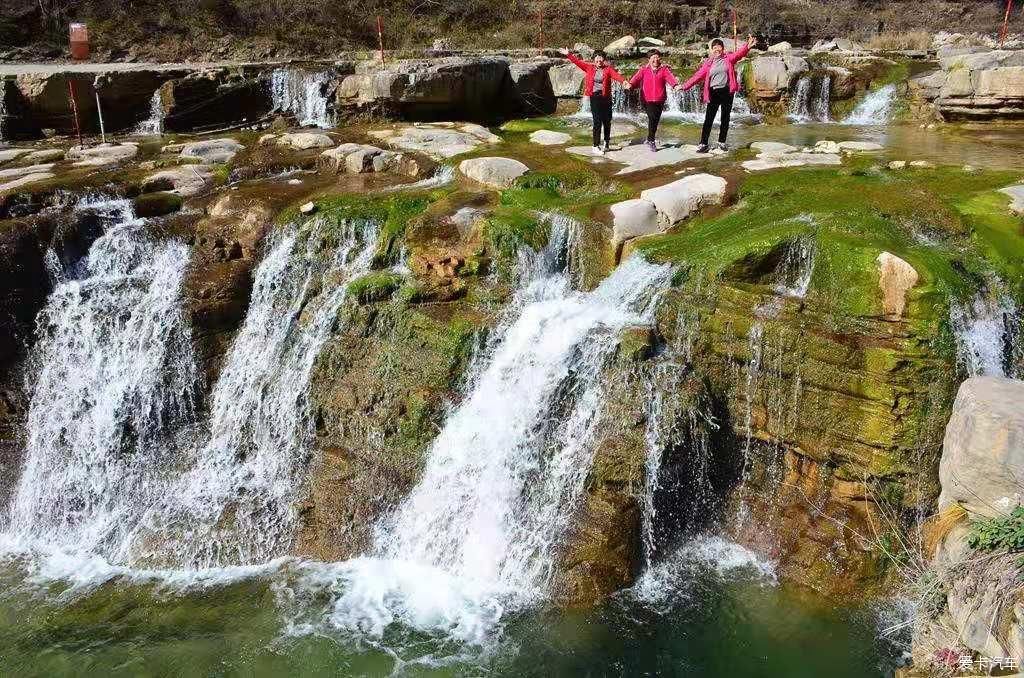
top-left (69, 23), bottom-right (89, 60)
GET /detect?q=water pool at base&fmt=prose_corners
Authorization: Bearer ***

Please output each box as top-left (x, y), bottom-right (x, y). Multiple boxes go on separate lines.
top-left (0, 539), bottom-right (904, 678)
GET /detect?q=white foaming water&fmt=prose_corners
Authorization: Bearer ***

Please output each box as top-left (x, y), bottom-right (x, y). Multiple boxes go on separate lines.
top-left (773, 237), bottom-right (817, 298)
top-left (788, 74), bottom-right (831, 123)
top-left (134, 90), bottom-right (164, 135)
top-left (270, 68), bottom-right (334, 128)
top-left (3, 198), bottom-right (199, 563)
top-left (379, 165), bottom-right (455, 194)
top-left (843, 84), bottom-right (896, 125)
top-left (139, 217), bottom-right (381, 568)
top-left (632, 536), bottom-right (776, 609)
top-left (950, 292), bottom-right (1021, 378)
top-left (373, 252), bottom-right (672, 598)
top-left (571, 83), bottom-right (757, 126)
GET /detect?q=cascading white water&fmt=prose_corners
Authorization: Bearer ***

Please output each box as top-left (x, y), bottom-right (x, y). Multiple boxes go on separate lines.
top-left (374, 246), bottom-right (672, 597)
top-left (134, 90), bottom-right (164, 136)
top-left (572, 83), bottom-right (757, 126)
top-left (3, 198), bottom-right (199, 562)
top-left (139, 217), bottom-right (381, 568)
top-left (270, 68), bottom-right (334, 128)
top-left (788, 74), bottom-right (831, 123)
top-left (379, 165), bottom-right (456, 194)
top-left (950, 292), bottom-right (1021, 378)
top-left (0, 92), bottom-right (7, 143)
top-left (843, 84), bottom-right (896, 125)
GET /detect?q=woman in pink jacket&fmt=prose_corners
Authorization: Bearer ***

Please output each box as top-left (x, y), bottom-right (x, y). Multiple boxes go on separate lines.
top-left (628, 50), bottom-right (679, 151)
top-left (681, 35), bottom-right (757, 153)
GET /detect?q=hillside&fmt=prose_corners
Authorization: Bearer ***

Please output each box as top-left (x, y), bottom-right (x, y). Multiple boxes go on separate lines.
top-left (0, 0), bottom-right (1010, 62)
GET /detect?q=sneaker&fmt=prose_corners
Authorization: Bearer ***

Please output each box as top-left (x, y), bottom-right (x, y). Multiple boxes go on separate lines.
top-left (593, 146), bottom-right (604, 155)
top-left (603, 142), bottom-right (612, 152)
top-left (696, 143), bottom-right (710, 153)
top-left (716, 142), bottom-right (730, 151)
top-left (647, 141), bottom-right (657, 151)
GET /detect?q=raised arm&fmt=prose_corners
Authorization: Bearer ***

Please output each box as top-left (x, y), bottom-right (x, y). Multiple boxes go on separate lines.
top-left (681, 61), bottom-right (709, 90)
top-left (727, 43), bottom-right (751, 64)
top-left (564, 51), bottom-right (589, 71)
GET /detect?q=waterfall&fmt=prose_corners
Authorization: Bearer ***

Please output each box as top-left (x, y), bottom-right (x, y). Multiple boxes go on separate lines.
top-left (572, 83), bottom-right (758, 126)
top-left (843, 84), bottom-right (896, 125)
top-left (3, 198), bottom-right (199, 562)
top-left (269, 68), bottom-right (334, 128)
top-left (950, 292), bottom-right (1022, 379)
top-left (139, 217), bottom-right (380, 568)
top-left (134, 90), bottom-right (164, 136)
top-left (788, 74), bottom-right (831, 123)
top-left (373, 238), bottom-right (672, 597)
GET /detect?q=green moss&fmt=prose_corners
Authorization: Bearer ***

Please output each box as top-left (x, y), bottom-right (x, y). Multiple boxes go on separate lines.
top-left (637, 161), bottom-right (1023, 319)
top-left (348, 272), bottom-right (404, 304)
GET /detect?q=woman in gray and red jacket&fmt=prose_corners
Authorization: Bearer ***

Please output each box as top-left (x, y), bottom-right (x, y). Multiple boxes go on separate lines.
top-left (561, 48), bottom-right (631, 154)
top-left (681, 35), bottom-right (757, 152)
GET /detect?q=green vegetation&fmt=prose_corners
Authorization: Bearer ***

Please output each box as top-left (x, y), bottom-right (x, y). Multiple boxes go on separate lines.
top-left (637, 160), bottom-right (1024, 320)
top-left (968, 507), bottom-right (1024, 552)
top-left (348, 271), bottom-right (404, 304)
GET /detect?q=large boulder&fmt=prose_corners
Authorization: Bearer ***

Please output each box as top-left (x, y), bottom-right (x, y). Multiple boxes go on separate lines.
top-left (939, 377), bottom-right (1024, 517)
top-left (610, 199), bottom-right (660, 249)
top-left (605, 35), bottom-right (637, 57)
top-left (65, 143), bottom-right (138, 166)
top-left (548, 62), bottom-right (586, 98)
top-left (749, 55), bottom-right (809, 100)
top-left (639, 173), bottom-right (727, 226)
top-left (458, 157), bottom-right (528, 188)
top-left (370, 122), bottom-right (500, 160)
top-left (917, 49), bottom-right (1024, 120)
top-left (157, 69), bottom-right (271, 133)
top-left (337, 57), bottom-right (518, 122)
top-left (276, 132), bottom-right (334, 150)
top-left (529, 129), bottom-right (572, 145)
top-left (142, 165), bottom-right (216, 197)
top-left (508, 59), bottom-right (558, 116)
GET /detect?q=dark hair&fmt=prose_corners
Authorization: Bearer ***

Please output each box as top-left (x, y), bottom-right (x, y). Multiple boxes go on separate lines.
top-left (711, 38), bottom-right (725, 48)
top-left (594, 50), bottom-right (607, 59)
top-left (648, 49), bottom-right (661, 57)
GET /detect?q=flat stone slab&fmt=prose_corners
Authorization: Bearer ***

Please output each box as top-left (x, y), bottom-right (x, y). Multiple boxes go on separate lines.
top-left (529, 130), bottom-right (573, 145)
top-left (639, 173), bottom-right (728, 226)
top-left (180, 138), bottom-right (244, 164)
top-left (142, 164), bottom-right (216, 197)
top-left (22, 148), bottom-right (65, 163)
top-left (276, 132), bottom-right (334, 150)
top-left (370, 122), bottom-right (501, 160)
top-left (0, 172), bottom-right (55, 191)
top-left (1000, 184), bottom-right (1024, 214)
top-left (567, 142), bottom-right (726, 174)
top-left (838, 141), bottom-right (884, 152)
top-left (743, 152), bottom-right (842, 172)
top-left (0, 149), bottom-right (29, 164)
top-left (0, 162), bottom-right (56, 179)
top-left (458, 157), bottom-right (529, 188)
top-left (749, 141), bottom-right (798, 155)
top-left (66, 142), bottom-right (139, 164)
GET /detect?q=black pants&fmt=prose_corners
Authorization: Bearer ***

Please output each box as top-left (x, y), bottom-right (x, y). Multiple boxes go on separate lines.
top-left (644, 101), bottom-right (664, 143)
top-left (590, 94), bottom-right (612, 146)
top-left (701, 87), bottom-right (734, 145)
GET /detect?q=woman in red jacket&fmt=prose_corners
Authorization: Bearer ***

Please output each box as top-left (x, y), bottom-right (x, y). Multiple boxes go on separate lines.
top-left (561, 48), bottom-right (631, 154)
top-left (628, 50), bottom-right (680, 151)
top-left (681, 35), bottom-right (757, 153)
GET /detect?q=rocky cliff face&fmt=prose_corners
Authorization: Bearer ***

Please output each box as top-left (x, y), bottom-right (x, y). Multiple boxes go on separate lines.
top-left (911, 48), bottom-right (1024, 120)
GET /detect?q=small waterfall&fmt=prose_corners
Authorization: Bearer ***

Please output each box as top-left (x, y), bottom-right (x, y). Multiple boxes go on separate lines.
top-left (379, 165), bottom-right (455, 194)
top-left (788, 74), bottom-right (831, 123)
top-left (374, 245), bottom-right (672, 597)
top-left (0, 91), bottom-right (7, 143)
top-left (950, 292), bottom-right (1022, 378)
top-left (3, 198), bottom-right (199, 561)
top-left (140, 217), bottom-right (380, 568)
top-left (270, 68), bottom-right (334, 128)
top-left (134, 90), bottom-right (164, 136)
top-left (843, 84), bottom-right (896, 125)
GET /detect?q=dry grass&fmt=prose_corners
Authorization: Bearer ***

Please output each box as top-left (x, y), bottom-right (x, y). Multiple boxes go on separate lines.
top-left (920, 503), bottom-right (967, 558)
top-left (866, 30), bottom-right (933, 51)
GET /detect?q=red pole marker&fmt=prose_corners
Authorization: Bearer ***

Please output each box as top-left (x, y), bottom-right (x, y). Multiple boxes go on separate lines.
top-left (377, 16), bottom-right (386, 66)
top-left (67, 80), bottom-right (82, 147)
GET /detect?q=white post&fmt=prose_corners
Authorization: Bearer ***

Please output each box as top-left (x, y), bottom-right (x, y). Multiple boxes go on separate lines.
top-left (94, 89), bottom-right (106, 143)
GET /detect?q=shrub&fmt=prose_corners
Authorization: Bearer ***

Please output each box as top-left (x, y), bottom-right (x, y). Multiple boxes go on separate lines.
top-left (967, 506), bottom-right (1024, 552)
top-left (865, 31), bottom-right (932, 51)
